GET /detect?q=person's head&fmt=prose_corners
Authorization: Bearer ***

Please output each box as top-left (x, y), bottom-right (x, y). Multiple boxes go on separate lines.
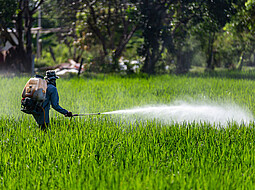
top-left (45, 70), bottom-right (59, 86)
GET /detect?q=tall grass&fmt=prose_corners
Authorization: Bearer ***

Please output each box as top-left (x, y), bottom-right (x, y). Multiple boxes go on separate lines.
top-left (0, 74), bottom-right (255, 189)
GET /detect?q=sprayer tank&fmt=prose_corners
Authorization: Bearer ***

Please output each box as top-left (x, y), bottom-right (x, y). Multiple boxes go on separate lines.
top-left (22, 77), bottom-right (47, 102)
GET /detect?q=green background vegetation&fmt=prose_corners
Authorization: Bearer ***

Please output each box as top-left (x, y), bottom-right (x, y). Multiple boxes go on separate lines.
top-left (1, 0), bottom-right (255, 74)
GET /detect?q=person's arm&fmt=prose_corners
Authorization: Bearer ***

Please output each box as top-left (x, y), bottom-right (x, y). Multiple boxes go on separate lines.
top-left (50, 87), bottom-right (69, 115)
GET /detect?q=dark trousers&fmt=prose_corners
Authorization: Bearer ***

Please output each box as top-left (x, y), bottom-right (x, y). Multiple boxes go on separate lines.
top-left (39, 123), bottom-right (49, 131)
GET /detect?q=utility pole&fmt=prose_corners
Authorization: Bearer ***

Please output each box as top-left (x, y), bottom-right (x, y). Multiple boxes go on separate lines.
top-left (32, 54), bottom-right (35, 76)
top-left (37, 6), bottom-right (41, 59)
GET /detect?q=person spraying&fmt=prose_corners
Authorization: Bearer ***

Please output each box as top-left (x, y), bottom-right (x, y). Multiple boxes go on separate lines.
top-left (21, 70), bottom-right (72, 130)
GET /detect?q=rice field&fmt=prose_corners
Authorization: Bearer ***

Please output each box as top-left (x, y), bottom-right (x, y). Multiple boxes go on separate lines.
top-left (1, 73), bottom-right (255, 189)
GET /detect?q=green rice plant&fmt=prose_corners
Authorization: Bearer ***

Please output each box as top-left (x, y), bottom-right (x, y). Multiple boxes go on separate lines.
top-left (0, 74), bottom-right (255, 189)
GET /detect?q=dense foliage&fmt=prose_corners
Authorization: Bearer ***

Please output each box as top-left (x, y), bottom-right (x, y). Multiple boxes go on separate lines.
top-left (1, 0), bottom-right (255, 74)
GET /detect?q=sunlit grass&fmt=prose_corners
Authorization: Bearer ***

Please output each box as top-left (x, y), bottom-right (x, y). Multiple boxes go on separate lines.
top-left (1, 74), bottom-right (255, 189)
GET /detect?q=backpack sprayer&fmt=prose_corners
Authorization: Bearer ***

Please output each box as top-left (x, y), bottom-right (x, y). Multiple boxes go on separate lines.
top-left (21, 74), bottom-right (102, 118)
top-left (21, 75), bottom-right (47, 114)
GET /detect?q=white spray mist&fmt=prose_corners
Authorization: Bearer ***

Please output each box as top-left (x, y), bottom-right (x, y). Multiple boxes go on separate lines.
top-left (102, 101), bottom-right (254, 126)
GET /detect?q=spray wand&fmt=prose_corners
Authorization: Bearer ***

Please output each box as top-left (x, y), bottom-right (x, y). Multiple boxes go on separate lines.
top-left (72, 113), bottom-right (101, 117)
top-left (68, 113), bottom-right (101, 123)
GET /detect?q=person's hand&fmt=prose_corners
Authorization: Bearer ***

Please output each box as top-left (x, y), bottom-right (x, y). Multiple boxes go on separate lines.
top-left (65, 111), bottom-right (73, 117)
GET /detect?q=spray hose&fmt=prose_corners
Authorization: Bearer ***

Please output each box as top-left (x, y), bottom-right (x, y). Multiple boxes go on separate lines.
top-left (41, 106), bottom-right (46, 127)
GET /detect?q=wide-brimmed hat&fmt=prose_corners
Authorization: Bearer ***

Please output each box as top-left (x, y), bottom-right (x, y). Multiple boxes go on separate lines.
top-left (45, 70), bottom-right (59, 80)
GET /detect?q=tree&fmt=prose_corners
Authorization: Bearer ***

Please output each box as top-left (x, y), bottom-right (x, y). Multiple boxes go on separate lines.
top-left (190, 0), bottom-right (241, 70)
top-left (40, 0), bottom-right (83, 62)
top-left (138, 0), bottom-right (175, 74)
top-left (218, 0), bottom-right (255, 69)
top-left (137, 0), bottom-right (241, 74)
top-left (0, 0), bottom-right (18, 70)
top-left (138, 0), bottom-right (205, 74)
top-left (170, 1), bottom-right (203, 74)
top-left (0, 0), bottom-right (44, 72)
top-left (76, 0), bottom-right (140, 71)
top-left (233, 0), bottom-right (255, 34)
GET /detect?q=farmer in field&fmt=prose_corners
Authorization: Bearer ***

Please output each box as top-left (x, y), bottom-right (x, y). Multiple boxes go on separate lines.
top-left (33, 70), bottom-right (72, 130)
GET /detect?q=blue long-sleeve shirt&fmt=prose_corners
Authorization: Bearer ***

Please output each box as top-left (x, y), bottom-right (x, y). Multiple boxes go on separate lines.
top-left (33, 84), bottom-right (68, 125)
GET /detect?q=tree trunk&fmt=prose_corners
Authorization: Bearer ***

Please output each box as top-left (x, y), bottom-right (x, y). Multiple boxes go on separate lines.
top-left (141, 49), bottom-right (156, 74)
top-left (25, 17), bottom-right (33, 73)
top-left (49, 46), bottom-right (56, 62)
top-left (5, 2), bottom-right (32, 73)
top-left (4, 10), bottom-right (28, 72)
top-left (206, 32), bottom-right (215, 70)
top-left (237, 52), bottom-right (244, 70)
top-left (176, 50), bottom-right (191, 74)
top-left (176, 50), bottom-right (185, 74)
top-left (1, 0), bottom-right (44, 73)
top-left (253, 53), bottom-right (255, 66)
